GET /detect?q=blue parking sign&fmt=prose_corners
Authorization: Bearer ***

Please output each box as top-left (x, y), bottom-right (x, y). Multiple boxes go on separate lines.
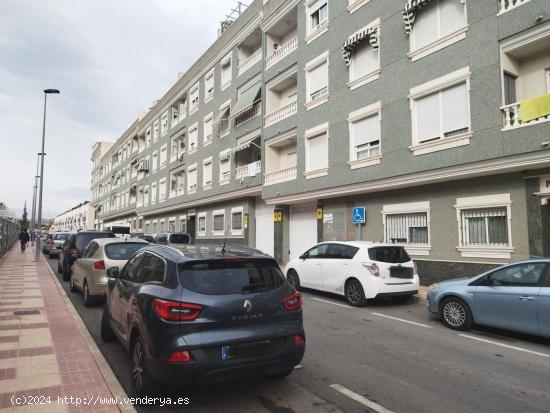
top-left (352, 207), bottom-right (366, 224)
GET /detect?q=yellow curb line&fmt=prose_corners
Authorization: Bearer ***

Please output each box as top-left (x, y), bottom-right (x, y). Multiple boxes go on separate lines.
top-left (40, 250), bottom-right (137, 413)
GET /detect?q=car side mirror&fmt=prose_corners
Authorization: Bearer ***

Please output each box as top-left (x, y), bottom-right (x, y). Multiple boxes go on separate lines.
top-left (107, 267), bottom-right (120, 279)
top-left (299, 254), bottom-right (306, 260)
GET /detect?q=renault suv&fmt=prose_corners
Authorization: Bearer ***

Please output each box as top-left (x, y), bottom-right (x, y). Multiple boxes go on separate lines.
top-left (100, 244), bottom-right (305, 397)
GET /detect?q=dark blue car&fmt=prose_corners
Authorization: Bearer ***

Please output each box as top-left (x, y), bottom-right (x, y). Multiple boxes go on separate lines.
top-left (101, 244), bottom-right (305, 396)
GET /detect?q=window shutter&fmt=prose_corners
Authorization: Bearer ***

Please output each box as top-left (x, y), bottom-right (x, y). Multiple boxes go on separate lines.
top-left (309, 61), bottom-right (328, 94)
top-left (416, 92), bottom-right (440, 142)
top-left (307, 133), bottom-right (328, 171)
top-left (440, 0), bottom-right (465, 38)
top-left (442, 82), bottom-right (468, 136)
top-left (352, 41), bottom-right (378, 79)
top-left (353, 115), bottom-right (380, 147)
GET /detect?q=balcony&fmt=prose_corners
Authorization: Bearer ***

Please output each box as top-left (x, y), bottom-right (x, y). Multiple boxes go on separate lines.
top-left (238, 48), bottom-right (262, 76)
top-left (235, 101), bottom-right (261, 126)
top-left (236, 161), bottom-right (261, 179)
top-left (264, 166), bottom-right (297, 185)
top-left (498, 0), bottom-right (530, 15)
top-left (501, 98), bottom-right (550, 129)
top-left (266, 36), bottom-right (298, 68)
top-left (265, 100), bottom-right (297, 126)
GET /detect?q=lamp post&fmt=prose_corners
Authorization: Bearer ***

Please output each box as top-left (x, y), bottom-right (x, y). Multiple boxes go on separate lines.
top-left (30, 153), bottom-right (41, 246)
top-left (35, 88), bottom-right (60, 260)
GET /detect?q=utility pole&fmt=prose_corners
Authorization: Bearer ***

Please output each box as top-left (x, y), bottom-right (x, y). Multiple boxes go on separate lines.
top-left (30, 154), bottom-right (40, 246)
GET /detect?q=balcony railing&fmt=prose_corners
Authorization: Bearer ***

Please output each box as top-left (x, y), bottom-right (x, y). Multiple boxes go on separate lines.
top-left (170, 150), bottom-right (185, 164)
top-left (266, 35), bottom-right (298, 68)
top-left (220, 171), bottom-right (231, 184)
top-left (264, 166), bottom-right (297, 185)
top-left (498, 0), bottom-right (530, 14)
top-left (265, 100), bottom-right (297, 126)
top-left (501, 100), bottom-right (550, 130)
top-left (235, 102), bottom-right (261, 126)
top-left (236, 161), bottom-right (261, 179)
top-left (238, 48), bottom-right (262, 76)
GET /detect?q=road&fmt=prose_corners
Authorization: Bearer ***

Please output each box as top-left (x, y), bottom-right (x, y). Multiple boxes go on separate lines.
top-left (45, 255), bottom-right (550, 412)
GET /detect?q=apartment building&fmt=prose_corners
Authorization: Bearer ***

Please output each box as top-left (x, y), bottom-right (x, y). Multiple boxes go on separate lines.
top-left (91, 0), bottom-right (550, 284)
top-left (53, 201), bottom-right (94, 232)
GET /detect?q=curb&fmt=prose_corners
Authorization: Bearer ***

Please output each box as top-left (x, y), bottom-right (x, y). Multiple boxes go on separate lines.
top-left (40, 250), bottom-right (137, 413)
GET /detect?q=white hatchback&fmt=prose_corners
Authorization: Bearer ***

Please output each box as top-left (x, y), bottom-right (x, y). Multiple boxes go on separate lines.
top-left (284, 241), bottom-right (419, 306)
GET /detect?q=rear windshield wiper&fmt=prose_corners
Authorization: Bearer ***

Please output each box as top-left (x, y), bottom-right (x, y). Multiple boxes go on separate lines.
top-left (241, 282), bottom-right (270, 292)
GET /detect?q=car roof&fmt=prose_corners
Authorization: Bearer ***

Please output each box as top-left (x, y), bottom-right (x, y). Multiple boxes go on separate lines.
top-left (316, 241), bottom-right (400, 248)
top-left (139, 244), bottom-right (271, 263)
top-left (91, 238), bottom-right (149, 246)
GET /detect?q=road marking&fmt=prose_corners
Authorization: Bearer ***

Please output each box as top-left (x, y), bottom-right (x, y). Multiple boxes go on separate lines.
top-left (371, 312), bottom-right (432, 329)
top-left (309, 297), bottom-right (352, 308)
top-left (330, 384), bottom-right (394, 413)
top-left (459, 334), bottom-right (550, 358)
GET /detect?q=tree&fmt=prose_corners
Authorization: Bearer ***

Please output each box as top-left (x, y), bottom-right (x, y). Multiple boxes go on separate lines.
top-left (19, 201), bottom-right (29, 231)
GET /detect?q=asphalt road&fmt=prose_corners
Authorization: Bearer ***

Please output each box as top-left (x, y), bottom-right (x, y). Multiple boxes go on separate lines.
top-left (46, 255), bottom-right (550, 413)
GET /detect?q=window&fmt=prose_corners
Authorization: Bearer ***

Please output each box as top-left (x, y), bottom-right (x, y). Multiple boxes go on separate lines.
top-left (145, 128), bottom-right (152, 147)
top-left (160, 111), bottom-right (169, 136)
top-left (484, 263), bottom-right (545, 287)
top-left (159, 145), bottom-right (167, 168)
top-left (153, 120), bottom-right (160, 142)
top-left (203, 114), bottom-right (213, 145)
top-left (189, 124), bottom-right (198, 152)
top-left (153, 221), bottom-right (158, 234)
top-left (179, 216), bottom-right (186, 232)
top-left (218, 103), bottom-right (231, 137)
top-left (460, 208), bottom-right (509, 246)
top-left (231, 208), bottom-right (243, 235)
top-left (121, 254), bottom-right (143, 282)
top-left (504, 72), bottom-right (517, 105)
top-left (306, 243), bottom-right (329, 258)
top-left (307, 0), bottom-right (328, 38)
top-left (411, 0), bottom-right (466, 55)
top-left (220, 151), bottom-right (231, 183)
top-left (159, 178), bottom-right (167, 201)
top-left (305, 52), bottom-right (329, 108)
top-left (189, 84), bottom-right (199, 113)
top-left (305, 123), bottom-right (329, 176)
top-left (169, 219), bottom-right (176, 233)
top-left (187, 165), bottom-right (197, 193)
top-left (151, 182), bottom-right (157, 204)
top-left (203, 158), bottom-right (212, 188)
top-left (349, 30), bottom-right (380, 87)
top-left (135, 254), bottom-right (165, 283)
top-left (220, 53), bottom-right (232, 89)
top-left (205, 70), bottom-right (214, 101)
top-left (213, 210), bottom-right (225, 234)
top-left (349, 102), bottom-right (381, 167)
top-left (198, 213), bottom-right (206, 236)
top-left (385, 213), bottom-right (428, 245)
top-left (145, 222), bottom-right (150, 234)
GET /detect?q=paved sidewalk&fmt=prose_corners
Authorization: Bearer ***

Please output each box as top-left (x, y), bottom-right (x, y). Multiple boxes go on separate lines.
top-left (0, 246), bottom-right (132, 413)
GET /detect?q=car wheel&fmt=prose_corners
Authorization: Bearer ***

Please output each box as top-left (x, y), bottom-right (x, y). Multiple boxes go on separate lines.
top-left (83, 281), bottom-right (95, 307)
top-left (131, 336), bottom-right (157, 398)
top-left (62, 259), bottom-right (71, 281)
top-left (345, 278), bottom-right (367, 307)
top-left (57, 259), bottom-right (62, 274)
top-left (439, 297), bottom-right (473, 331)
top-left (287, 269), bottom-right (301, 291)
top-left (269, 368), bottom-right (294, 380)
top-left (69, 276), bottom-right (78, 292)
top-left (100, 303), bottom-right (115, 343)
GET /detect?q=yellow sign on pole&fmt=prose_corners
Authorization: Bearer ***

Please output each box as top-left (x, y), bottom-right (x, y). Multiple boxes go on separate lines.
top-left (273, 210), bottom-right (283, 222)
top-left (316, 208), bottom-right (323, 220)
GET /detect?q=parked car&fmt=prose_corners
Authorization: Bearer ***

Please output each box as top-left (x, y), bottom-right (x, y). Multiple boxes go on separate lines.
top-left (101, 244), bottom-right (305, 397)
top-left (58, 231), bottom-right (116, 281)
top-left (155, 232), bottom-right (191, 245)
top-left (43, 232), bottom-right (71, 257)
top-left (427, 260), bottom-right (550, 337)
top-left (70, 238), bottom-right (148, 306)
top-left (285, 241), bottom-right (419, 307)
top-left (132, 233), bottom-right (155, 243)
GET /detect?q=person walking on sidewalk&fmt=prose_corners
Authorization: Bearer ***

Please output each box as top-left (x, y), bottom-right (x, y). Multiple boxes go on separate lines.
top-left (19, 229), bottom-right (30, 252)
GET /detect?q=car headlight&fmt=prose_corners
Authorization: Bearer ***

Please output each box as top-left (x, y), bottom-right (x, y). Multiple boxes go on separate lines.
top-left (427, 283), bottom-right (438, 291)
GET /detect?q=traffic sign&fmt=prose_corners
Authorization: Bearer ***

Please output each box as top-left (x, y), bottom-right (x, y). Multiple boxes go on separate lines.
top-left (352, 207), bottom-right (366, 224)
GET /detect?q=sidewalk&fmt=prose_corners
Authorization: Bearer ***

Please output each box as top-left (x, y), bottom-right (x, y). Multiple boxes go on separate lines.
top-left (0, 245), bottom-right (133, 413)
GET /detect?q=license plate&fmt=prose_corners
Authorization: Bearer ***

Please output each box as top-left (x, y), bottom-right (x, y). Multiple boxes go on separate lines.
top-left (221, 341), bottom-right (271, 360)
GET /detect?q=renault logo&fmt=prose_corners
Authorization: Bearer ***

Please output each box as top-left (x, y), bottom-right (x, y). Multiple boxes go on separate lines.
top-left (243, 299), bottom-right (253, 313)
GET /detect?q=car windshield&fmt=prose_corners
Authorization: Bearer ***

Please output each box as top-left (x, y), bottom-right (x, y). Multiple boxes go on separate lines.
top-left (170, 233), bottom-right (190, 244)
top-left (75, 233), bottom-right (115, 250)
top-left (179, 258), bottom-right (285, 295)
top-left (55, 233), bottom-right (69, 240)
top-left (368, 246), bottom-right (411, 263)
top-left (104, 243), bottom-right (145, 260)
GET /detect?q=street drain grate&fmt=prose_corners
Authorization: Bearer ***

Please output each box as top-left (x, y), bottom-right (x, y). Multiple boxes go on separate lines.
top-left (14, 310), bottom-right (40, 316)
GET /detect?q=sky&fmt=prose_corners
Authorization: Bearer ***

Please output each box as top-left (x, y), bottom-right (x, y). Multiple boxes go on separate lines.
top-left (0, 0), bottom-right (241, 219)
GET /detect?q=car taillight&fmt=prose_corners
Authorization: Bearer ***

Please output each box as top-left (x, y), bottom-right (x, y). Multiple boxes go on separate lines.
top-left (413, 261), bottom-right (418, 274)
top-left (282, 291), bottom-right (302, 311)
top-left (362, 262), bottom-right (380, 277)
top-left (294, 335), bottom-right (305, 346)
top-left (167, 350), bottom-right (191, 363)
top-left (152, 299), bottom-right (202, 321)
top-left (93, 260), bottom-right (106, 270)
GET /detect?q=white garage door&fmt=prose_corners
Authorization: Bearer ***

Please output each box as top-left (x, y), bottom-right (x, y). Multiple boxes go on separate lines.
top-left (290, 203), bottom-right (318, 260)
top-left (255, 200), bottom-right (274, 257)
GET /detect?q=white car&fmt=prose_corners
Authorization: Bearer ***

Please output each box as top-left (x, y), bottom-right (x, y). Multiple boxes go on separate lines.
top-left (284, 241), bottom-right (419, 306)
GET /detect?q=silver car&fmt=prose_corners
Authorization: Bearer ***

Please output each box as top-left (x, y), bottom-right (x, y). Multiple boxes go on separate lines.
top-left (70, 238), bottom-right (148, 306)
top-left (427, 259), bottom-right (550, 337)
top-left (44, 232), bottom-right (71, 257)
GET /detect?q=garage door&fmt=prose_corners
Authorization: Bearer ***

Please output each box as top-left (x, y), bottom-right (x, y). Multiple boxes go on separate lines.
top-left (290, 203), bottom-right (318, 260)
top-left (255, 200), bottom-right (274, 257)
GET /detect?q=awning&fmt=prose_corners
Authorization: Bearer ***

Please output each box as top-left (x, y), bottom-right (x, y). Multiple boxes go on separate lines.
top-left (233, 134), bottom-right (261, 153)
top-left (403, 0), bottom-right (435, 34)
top-left (342, 26), bottom-right (379, 66)
top-left (221, 53), bottom-right (232, 67)
top-left (220, 150), bottom-right (231, 161)
top-left (231, 83), bottom-right (261, 117)
top-left (213, 107), bottom-right (230, 125)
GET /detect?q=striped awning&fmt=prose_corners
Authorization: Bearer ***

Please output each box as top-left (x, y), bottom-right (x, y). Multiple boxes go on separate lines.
top-left (220, 150), bottom-right (231, 161)
top-left (403, 0), bottom-right (435, 34)
top-left (342, 26), bottom-right (379, 67)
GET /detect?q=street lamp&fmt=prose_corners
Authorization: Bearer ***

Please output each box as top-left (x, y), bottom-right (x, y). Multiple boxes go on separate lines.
top-left (35, 88), bottom-right (60, 260)
top-left (30, 153), bottom-right (41, 246)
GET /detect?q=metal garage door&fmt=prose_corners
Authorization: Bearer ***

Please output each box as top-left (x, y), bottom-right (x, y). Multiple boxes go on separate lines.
top-left (255, 201), bottom-right (274, 257)
top-left (289, 203), bottom-right (317, 260)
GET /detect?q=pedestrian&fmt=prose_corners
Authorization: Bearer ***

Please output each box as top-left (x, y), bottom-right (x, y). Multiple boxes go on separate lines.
top-left (19, 229), bottom-right (30, 252)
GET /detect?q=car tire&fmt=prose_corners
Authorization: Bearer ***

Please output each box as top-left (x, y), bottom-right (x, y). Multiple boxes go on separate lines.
top-left (69, 276), bottom-right (78, 293)
top-left (101, 303), bottom-right (116, 343)
top-left (62, 259), bottom-right (71, 281)
top-left (439, 297), bottom-right (473, 331)
top-left (345, 278), bottom-right (368, 307)
top-left (287, 269), bottom-right (301, 291)
top-left (131, 336), bottom-right (158, 398)
top-left (269, 368), bottom-right (294, 380)
top-left (83, 281), bottom-right (95, 307)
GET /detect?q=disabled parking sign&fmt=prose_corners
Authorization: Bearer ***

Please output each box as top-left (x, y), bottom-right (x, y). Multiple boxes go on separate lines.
top-left (352, 207), bottom-right (366, 224)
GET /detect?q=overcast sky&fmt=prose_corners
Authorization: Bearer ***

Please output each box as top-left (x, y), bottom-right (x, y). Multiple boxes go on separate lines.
top-left (0, 0), bottom-right (241, 219)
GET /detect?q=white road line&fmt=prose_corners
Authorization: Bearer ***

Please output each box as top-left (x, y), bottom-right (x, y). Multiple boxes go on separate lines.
top-left (459, 334), bottom-right (550, 358)
top-left (330, 384), bottom-right (394, 413)
top-left (371, 312), bottom-right (432, 329)
top-left (309, 297), bottom-right (352, 308)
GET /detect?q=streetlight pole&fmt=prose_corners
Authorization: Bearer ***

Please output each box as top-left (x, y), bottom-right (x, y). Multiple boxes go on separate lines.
top-left (35, 88), bottom-right (60, 260)
top-left (30, 154), bottom-right (40, 246)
